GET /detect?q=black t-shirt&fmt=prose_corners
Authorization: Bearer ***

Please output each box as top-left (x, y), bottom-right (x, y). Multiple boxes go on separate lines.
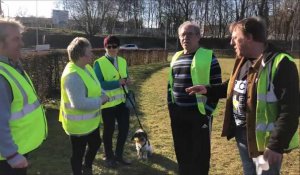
top-left (232, 59), bottom-right (253, 127)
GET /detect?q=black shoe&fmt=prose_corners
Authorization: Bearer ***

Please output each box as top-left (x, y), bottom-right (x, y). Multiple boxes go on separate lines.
top-left (104, 159), bottom-right (117, 168)
top-left (115, 157), bottom-right (132, 166)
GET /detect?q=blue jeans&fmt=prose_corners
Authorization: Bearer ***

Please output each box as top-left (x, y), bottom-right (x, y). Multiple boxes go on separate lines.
top-left (235, 127), bottom-right (281, 175)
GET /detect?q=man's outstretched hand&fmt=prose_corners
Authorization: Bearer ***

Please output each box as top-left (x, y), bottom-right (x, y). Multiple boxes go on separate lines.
top-left (185, 85), bottom-right (207, 95)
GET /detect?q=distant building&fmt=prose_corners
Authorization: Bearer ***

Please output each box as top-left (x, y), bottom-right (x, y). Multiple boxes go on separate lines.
top-left (52, 10), bottom-right (69, 28)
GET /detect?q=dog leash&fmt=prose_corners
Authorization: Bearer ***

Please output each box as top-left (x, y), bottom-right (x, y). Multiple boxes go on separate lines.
top-left (121, 85), bottom-right (145, 131)
top-left (114, 64), bottom-right (149, 143)
top-left (122, 86), bottom-right (151, 146)
top-left (123, 86), bottom-right (152, 147)
top-left (138, 140), bottom-right (149, 151)
top-left (111, 58), bottom-right (145, 131)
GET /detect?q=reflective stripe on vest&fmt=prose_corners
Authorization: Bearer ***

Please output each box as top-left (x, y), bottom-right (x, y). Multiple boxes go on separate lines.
top-left (169, 48), bottom-right (212, 115)
top-left (0, 62), bottom-right (47, 160)
top-left (196, 96), bottom-right (207, 103)
top-left (0, 66), bottom-right (41, 120)
top-left (256, 123), bottom-right (275, 132)
top-left (256, 53), bottom-right (299, 152)
top-left (62, 110), bottom-right (100, 121)
top-left (64, 103), bottom-right (73, 109)
top-left (94, 56), bottom-right (127, 109)
top-left (257, 93), bottom-right (277, 102)
top-left (12, 100), bottom-right (40, 120)
top-left (108, 94), bottom-right (126, 102)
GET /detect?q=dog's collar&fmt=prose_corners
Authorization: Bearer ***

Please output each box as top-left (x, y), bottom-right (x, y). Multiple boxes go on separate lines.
top-left (137, 141), bottom-right (148, 150)
top-left (141, 141), bottom-right (147, 148)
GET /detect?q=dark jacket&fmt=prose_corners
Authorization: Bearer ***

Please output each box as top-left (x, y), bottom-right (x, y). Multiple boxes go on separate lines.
top-left (206, 44), bottom-right (299, 157)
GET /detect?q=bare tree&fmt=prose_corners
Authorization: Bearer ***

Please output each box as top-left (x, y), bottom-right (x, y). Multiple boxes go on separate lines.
top-left (57, 0), bottom-right (298, 42)
top-left (62, 0), bottom-right (113, 38)
top-left (177, 0), bottom-right (194, 21)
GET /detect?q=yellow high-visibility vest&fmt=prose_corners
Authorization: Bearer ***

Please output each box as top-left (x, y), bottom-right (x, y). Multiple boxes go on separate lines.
top-left (94, 56), bottom-right (128, 109)
top-left (0, 62), bottom-right (47, 160)
top-left (256, 53), bottom-right (299, 152)
top-left (169, 48), bottom-right (213, 115)
top-left (59, 62), bottom-right (102, 135)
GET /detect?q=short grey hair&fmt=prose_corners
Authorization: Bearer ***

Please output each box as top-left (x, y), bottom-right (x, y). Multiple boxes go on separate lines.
top-left (0, 17), bottom-right (25, 42)
top-left (178, 21), bottom-right (201, 36)
top-left (67, 37), bottom-right (91, 62)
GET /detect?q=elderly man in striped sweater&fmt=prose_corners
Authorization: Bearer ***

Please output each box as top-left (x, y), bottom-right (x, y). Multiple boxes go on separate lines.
top-left (167, 21), bottom-right (222, 175)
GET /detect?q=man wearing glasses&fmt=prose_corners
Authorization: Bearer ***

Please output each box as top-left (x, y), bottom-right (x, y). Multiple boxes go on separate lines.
top-left (94, 35), bottom-right (131, 168)
top-left (167, 21), bottom-right (222, 175)
top-left (186, 17), bottom-right (299, 175)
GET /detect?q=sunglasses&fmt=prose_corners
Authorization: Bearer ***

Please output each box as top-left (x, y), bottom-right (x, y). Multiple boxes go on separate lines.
top-left (107, 45), bottom-right (118, 49)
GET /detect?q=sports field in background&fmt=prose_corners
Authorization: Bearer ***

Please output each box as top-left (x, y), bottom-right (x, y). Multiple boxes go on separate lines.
top-left (27, 58), bottom-right (300, 175)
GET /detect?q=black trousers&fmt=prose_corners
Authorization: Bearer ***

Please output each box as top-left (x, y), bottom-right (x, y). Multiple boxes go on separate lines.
top-left (0, 161), bottom-right (27, 175)
top-left (70, 127), bottom-right (101, 175)
top-left (168, 104), bottom-right (211, 175)
top-left (102, 103), bottom-right (129, 160)
top-left (0, 154), bottom-right (28, 175)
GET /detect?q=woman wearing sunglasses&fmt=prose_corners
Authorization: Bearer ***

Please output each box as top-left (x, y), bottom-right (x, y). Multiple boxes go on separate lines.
top-left (93, 35), bottom-right (131, 168)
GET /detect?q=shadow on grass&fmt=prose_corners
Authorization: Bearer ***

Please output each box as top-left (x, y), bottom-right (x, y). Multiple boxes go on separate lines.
top-left (93, 152), bottom-right (178, 175)
top-left (28, 108), bottom-right (72, 175)
top-left (28, 107), bottom-right (177, 175)
top-left (147, 153), bottom-right (178, 175)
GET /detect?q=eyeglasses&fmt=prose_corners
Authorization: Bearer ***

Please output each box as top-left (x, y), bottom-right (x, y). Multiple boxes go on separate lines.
top-left (107, 45), bottom-right (118, 49)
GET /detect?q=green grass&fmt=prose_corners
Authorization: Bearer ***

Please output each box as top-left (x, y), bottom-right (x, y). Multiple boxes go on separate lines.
top-left (27, 59), bottom-right (299, 175)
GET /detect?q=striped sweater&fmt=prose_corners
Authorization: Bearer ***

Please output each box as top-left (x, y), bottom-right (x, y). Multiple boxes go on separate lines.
top-left (167, 51), bottom-right (222, 115)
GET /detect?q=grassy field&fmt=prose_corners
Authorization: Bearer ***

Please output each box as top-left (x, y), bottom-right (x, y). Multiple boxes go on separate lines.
top-left (27, 59), bottom-right (300, 175)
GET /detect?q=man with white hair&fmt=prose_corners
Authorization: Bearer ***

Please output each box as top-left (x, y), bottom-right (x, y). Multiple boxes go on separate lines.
top-left (0, 18), bottom-right (47, 175)
top-left (167, 21), bottom-right (222, 175)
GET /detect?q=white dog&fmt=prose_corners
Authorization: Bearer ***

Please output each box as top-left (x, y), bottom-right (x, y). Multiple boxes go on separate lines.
top-left (132, 129), bottom-right (153, 160)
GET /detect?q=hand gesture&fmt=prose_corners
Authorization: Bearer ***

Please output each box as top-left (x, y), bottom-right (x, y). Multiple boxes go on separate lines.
top-left (10, 155), bottom-right (28, 169)
top-left (119, 79), bottom-right (127, 86)
top-left (185, 85), bottom-right (207, 95)
top-left (101, 95), bottom-right (109, 104)
top-left (125, 77), bottom-right (133, 85)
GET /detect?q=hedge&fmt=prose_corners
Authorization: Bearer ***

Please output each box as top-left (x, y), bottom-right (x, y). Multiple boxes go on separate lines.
top-left (21, 49), bottom-right (168, 101)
